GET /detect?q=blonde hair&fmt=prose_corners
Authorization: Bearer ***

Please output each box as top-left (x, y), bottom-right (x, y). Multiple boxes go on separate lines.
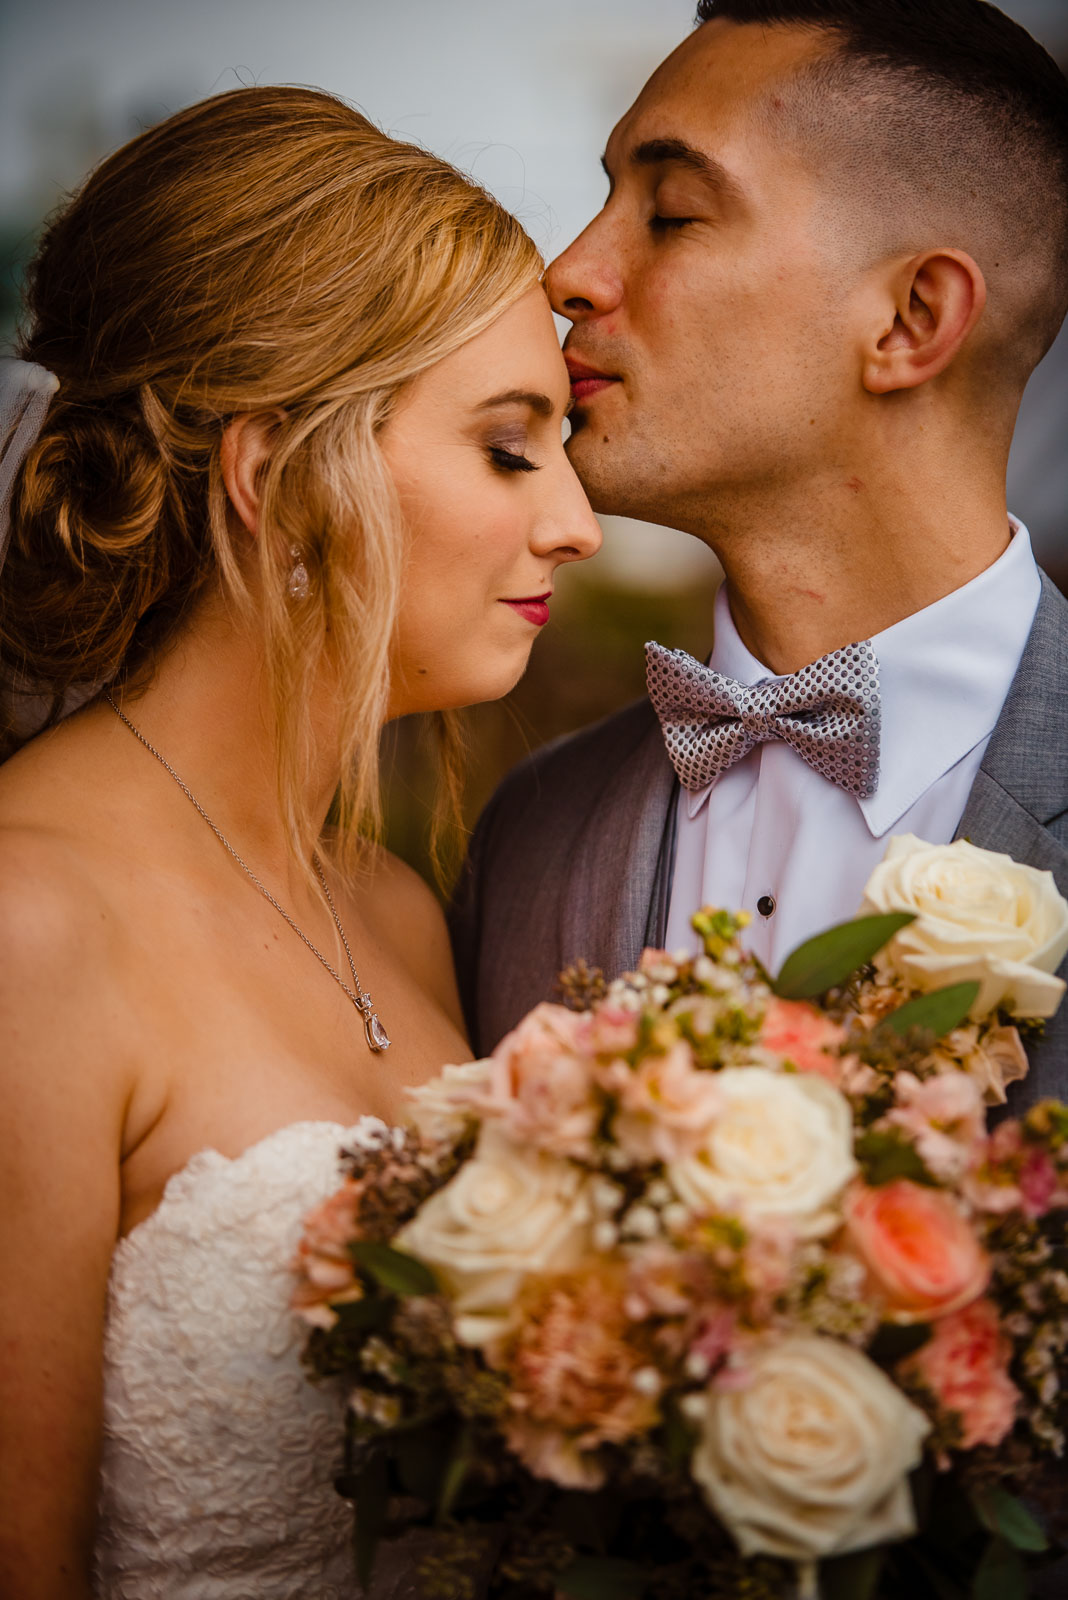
top-left (2, 86), bottom-right (542, 874)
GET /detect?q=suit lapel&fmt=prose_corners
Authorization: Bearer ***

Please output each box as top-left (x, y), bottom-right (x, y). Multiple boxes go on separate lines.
top-left (955, 575), bottom-right (1068, 1108)
top-left (955, 576), bottom-right (1068, 885)
top-left (557, 700), bottom-right (678, 980)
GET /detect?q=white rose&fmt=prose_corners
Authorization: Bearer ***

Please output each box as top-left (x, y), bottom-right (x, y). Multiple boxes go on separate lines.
top-left (394, 1123), bottom-right (593, 1346)
top-left (405, 1058), bottom-right (491, 1143)
top-left (861, 834), bottom-right (1068, 1020)
top-left (691, 1334), bottom-right (930, 1560)
top-left (666, 1067), bottom-right (856, 1238)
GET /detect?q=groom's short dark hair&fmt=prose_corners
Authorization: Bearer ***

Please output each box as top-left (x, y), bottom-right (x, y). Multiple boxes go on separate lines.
top-left (695, 0), bottom-right (1068, 372)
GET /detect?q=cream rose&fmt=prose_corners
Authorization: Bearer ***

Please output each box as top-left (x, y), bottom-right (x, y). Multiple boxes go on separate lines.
top-left (690, 1334), bottom-right (930, 1560)
top-left (405, 1058), bottom-right (492, 1143)
top-left (666, 1067), bottom-right (856, 1237)
top-left (860, 834), bottom-right (1068, 1019)
top-left (394, 1123), bottom-right (594, 1346)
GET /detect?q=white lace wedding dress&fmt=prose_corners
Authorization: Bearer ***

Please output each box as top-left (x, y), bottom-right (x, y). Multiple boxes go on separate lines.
top-left (93, 1118), bottom-right (425, 1600)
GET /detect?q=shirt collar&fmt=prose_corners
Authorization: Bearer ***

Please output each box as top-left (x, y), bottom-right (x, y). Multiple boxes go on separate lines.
top-left (690, 518), bottom-right (1041, 833)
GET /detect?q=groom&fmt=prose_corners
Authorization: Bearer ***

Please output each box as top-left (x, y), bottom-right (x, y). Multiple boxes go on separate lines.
top-left (450, 0), bottom-right (1068, 1105)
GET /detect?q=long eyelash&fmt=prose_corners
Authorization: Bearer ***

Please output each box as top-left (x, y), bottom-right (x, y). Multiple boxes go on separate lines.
top-left (651, 215), bottom-right (691, 232)
top-left (488, 446), bottom-right (539, 474)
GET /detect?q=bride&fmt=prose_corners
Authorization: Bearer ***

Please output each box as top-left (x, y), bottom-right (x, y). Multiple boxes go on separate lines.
top-left (0, 86), bottom-right (600, 1599)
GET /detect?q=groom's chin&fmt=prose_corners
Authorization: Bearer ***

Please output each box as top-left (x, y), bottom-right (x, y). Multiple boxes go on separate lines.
top-left (564, 423), bottom-right (636, 518)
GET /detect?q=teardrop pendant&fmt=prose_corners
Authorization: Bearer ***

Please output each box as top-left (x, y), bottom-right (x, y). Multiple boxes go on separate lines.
top-left (365, 1011), bottom-right (391, 1052)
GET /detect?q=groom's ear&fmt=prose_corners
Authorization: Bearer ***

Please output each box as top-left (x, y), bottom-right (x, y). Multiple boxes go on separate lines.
top-left (861, 249), bottom-right (987, 395)
top-left (219, 411), bottom-right (284, 537)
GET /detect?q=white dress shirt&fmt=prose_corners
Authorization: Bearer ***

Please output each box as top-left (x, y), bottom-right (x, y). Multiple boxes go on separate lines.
top-left (664, 519), bottom-right (1042, 973)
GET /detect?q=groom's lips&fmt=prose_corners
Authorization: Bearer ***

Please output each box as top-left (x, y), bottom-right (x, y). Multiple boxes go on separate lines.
top-left (564, 357), bottom-right (621, 403)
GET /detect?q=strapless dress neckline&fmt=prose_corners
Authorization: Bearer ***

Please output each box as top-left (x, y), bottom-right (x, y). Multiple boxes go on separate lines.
top-left (93, 1116), bottom-right (422, 1600)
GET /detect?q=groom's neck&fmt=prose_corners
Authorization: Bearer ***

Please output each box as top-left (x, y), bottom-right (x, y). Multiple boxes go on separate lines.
top-left (702, 466), bottom-right (1013, 676)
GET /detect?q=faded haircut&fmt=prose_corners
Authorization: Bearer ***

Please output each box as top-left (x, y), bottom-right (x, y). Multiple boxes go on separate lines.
top-left (696, 0), bottom-right (1068, 376)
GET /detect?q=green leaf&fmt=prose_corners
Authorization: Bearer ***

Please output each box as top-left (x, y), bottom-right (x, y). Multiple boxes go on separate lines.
top-left (867, 1321), bottom-right (932, 1366)
top-left (971, 1487), bottom-right (1048, 1553)
top-left (436, 1421), bottom-right (473, 1524)
top-left (855, 1128), bottom-right (936, 1187)
top-left (879, 983), bottom-right (981, 1039)
top-left (774, 913), bottom-right (915, 999)
top-left (350, 1448), bottom-right (389, 1590)
top-left (820, 1545), bottom-right (886, 1600)
top-left (349, 1240), bottom-right (438, 1297)
top-left (971, 1536), bottom-right (1029, 1600)
top-left (556, 1556), bottom-right (647, 1600)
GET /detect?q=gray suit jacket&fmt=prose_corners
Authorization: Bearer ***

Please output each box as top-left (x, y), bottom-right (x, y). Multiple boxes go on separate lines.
top-left (451, 576), bottom-right (1068, 1108)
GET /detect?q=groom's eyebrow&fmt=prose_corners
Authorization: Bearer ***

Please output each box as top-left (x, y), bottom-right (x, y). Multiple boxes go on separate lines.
top-left (476, 389), bottom-right (555, 417)
top-left (608, 137), bottom-right (745, 203)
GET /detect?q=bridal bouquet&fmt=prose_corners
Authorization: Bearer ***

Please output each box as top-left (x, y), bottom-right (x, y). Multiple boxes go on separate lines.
top-left (295, 835), bottom-right (1068, 1600)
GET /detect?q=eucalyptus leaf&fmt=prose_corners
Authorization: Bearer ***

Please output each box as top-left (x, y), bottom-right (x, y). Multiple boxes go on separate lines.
top-left (556, 1556), bottom-right (647, 1600)
top-left (971, 1536), bottom-right (1029, 1600)
top-left (880, 983), bottom-right (980, 1039)
top-left (971, 1487), bottom-right (1048, 1552)
top-left (774, 913), bottom-right (915, 999)
top-left (349, 1240), bottom-right (438, 1297)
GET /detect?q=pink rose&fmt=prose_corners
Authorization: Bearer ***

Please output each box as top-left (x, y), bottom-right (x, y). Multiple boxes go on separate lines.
top-left (482, 1003), bottom-right (600, 1159)
top-left (843, 1180), bottom-right (990, 1324)
top-left (899, 1298), bottom-right (1019, 1451)
top-left (882, 1071), bottom-right (985, 1183)
top-left (761, 998), bottom-right (847, 1082)
top-left (612, 1040), bottom-right (723, 1164)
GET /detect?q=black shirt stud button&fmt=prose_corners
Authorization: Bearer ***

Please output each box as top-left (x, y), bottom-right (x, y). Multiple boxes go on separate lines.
top-left (757, 895), bottom-right (776, 919)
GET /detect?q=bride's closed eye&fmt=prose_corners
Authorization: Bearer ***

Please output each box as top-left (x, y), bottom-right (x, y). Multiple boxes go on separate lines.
top-left (488, 444), bottom-right (539, 474)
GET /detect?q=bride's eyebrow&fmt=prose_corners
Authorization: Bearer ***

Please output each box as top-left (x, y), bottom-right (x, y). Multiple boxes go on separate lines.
top-left (475, 389), bottom-right (555, 417)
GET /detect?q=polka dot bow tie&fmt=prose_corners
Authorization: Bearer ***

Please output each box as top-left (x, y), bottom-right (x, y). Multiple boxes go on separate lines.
top-left (645, 638), bottom-right (881, 799)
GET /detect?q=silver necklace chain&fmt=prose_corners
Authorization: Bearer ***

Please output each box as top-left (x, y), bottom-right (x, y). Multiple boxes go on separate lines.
top-left (105, 691), bottom-right (390, 1053)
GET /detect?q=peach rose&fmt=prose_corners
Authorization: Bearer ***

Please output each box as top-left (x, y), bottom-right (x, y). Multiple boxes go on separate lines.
top-left (292, 1180), bottom-right (364, 1328)
top-left (843, 1180), bottom-right (989, 1324)
top-left (611, 1040), bottom-right (723, 1164)
top-left (761, 998), bottom-right (847, 1082)
top-left (899, 1298), bottom-right (1019, 1451)
top-left (481, 1003), bottom-right (600, 1159)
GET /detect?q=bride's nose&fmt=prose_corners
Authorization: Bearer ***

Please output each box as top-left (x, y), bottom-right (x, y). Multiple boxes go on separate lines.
top-left (530, 470), bottom-right (602, 564)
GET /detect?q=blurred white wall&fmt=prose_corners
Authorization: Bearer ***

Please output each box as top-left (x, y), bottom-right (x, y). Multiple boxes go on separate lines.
top-left (2, 0), bottom-right (1065, 578)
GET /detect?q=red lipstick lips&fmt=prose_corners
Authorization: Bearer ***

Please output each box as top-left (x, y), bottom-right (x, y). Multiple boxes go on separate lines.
top-left (502, 592), bottom-right (552, 627)
top-left (564, 357), bottom-right (620, 403)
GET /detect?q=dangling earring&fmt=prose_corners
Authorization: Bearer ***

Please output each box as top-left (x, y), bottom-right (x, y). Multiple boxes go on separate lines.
top-left (287, 545), bottom-right (310, 601)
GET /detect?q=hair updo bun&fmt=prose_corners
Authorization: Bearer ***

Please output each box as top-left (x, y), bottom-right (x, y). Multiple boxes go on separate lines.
top-left (0, 85), bottom-right (542, 863)
top-left (3, 389), bottom-right (198, 719)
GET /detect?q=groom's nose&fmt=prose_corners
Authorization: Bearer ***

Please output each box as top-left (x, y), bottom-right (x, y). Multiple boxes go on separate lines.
top-left (546, 221), bottom-right (625, 323)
